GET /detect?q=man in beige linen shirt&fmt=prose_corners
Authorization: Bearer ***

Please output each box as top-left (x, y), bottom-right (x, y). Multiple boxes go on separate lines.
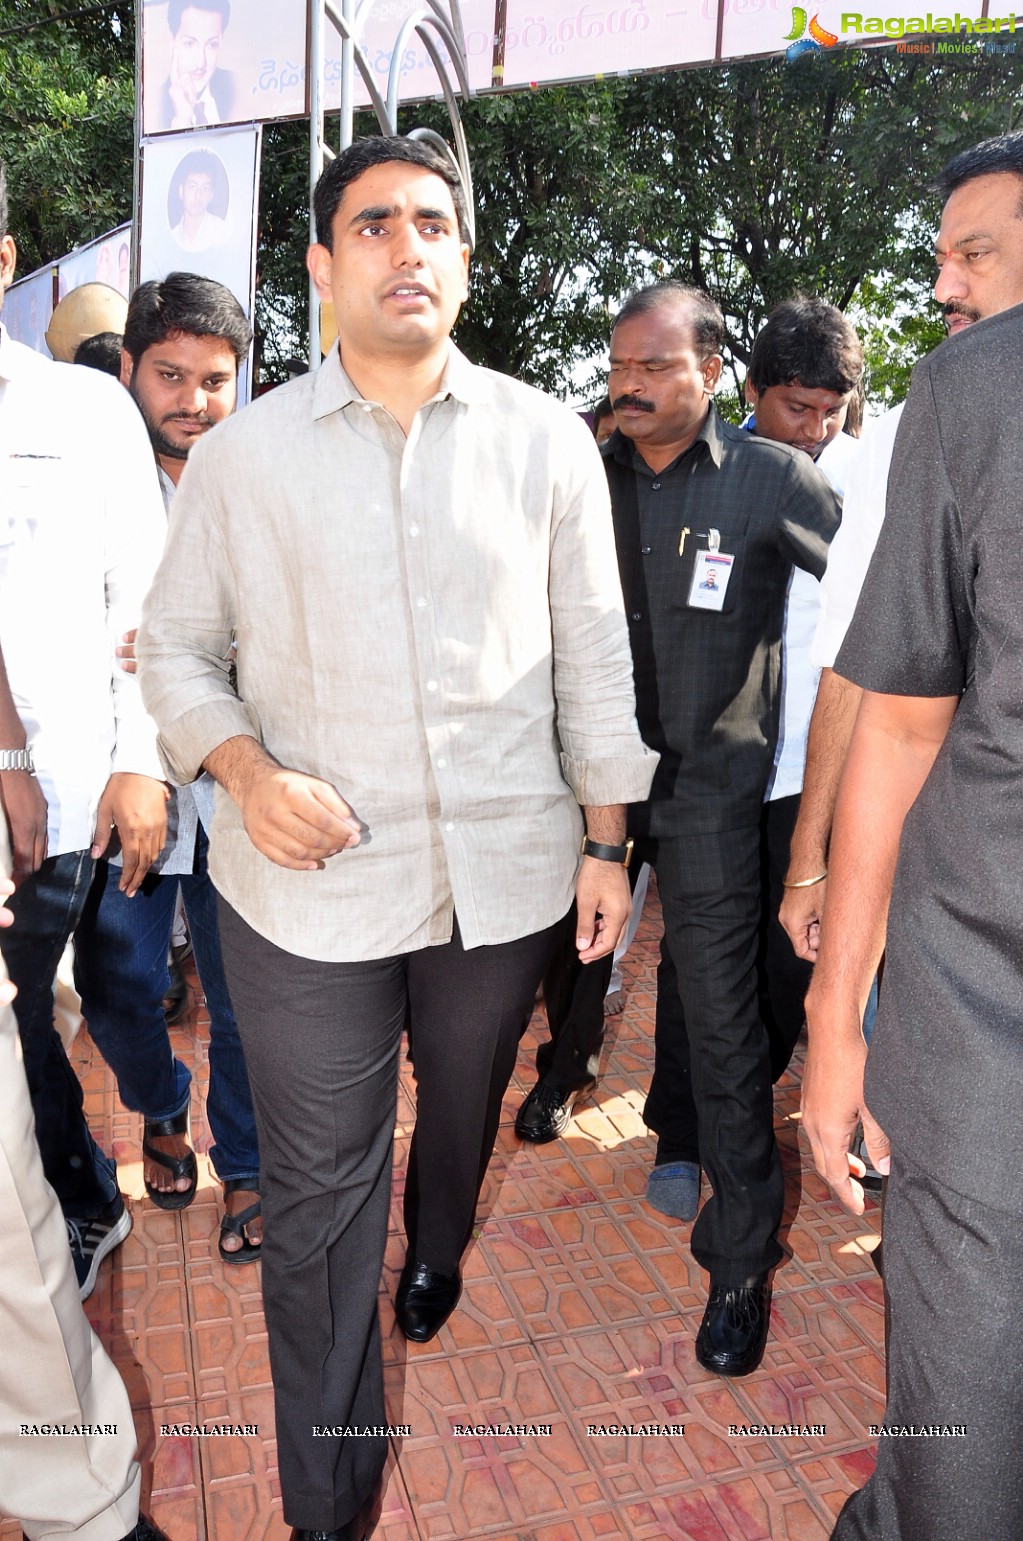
top-left (138, 135), bottom-right (655, 1541)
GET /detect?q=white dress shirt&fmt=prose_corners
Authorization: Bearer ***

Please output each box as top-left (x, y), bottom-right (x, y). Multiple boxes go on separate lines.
top-left (767, 429), bottom-right (859, 800)
top-left (138, 345), bottom-right (657, 962)
top-left (812, 404), bottom-right (904, 670)
top-left (0, 326), bottom-right (167, 856)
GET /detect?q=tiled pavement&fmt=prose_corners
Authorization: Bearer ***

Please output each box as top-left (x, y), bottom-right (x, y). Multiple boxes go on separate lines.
top-left (4, 877), bottom-right (885, 1541)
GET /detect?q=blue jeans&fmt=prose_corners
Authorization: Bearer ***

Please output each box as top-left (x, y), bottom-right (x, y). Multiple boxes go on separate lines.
top-left (74, 829), bottom-right (259, 1185)
top-left (2, 851), bottom-right (119, 1218)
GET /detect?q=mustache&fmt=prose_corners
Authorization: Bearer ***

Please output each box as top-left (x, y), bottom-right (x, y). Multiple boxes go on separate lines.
top-left (163, 412), bottom-right (213, 427)
top-left (612, 394), bottom-right (655, 413)
top-left (943, 302), bottom-right (980, 325)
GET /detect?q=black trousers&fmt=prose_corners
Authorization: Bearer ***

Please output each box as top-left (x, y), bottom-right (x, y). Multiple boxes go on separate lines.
top-left (216, 898), bottom-right (561, 1532)
top-left (642, 826), bottom-right (783, 1284)
top-left (833, 1147), bottom-right (1023, 1540)
top-left (759, 794), bottom-right (813, 1080)
top-left (538, 799), bottom-right (809, 1095)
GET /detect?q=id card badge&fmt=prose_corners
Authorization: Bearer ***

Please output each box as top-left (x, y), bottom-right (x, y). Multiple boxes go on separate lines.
top-left (687, 529), bottom-right (734, 611)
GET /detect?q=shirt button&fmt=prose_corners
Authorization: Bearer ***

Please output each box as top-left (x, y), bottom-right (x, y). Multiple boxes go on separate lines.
top-left (426, 680), bottom-right (438, 692)
top-left (631, 611), bottom-right (642, 621)
top-left (651, 480), bottom-right (661, 490)
top-left (416, 596), bottom-right (427, 608)
top-left (641, 545), bottom-right (651, 555)
top-left (409, 525), bottom-right (420, 538)
top-left (445, 821), bottom-right (455, 832)
top-left (436, 757), bottom-right (447, 768)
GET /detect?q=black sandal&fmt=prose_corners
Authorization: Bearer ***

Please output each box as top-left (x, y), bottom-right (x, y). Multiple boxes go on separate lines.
top-left (142, 1111), bottom-right (198, 1211)
top-left (219, 1179), bottom-right (262, 1266)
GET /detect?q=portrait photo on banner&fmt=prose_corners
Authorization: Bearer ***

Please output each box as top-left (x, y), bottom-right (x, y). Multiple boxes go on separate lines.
top-left (138, 124), bottom-right (261, 321)
top-left (140, 0), bottom-right (308, 135)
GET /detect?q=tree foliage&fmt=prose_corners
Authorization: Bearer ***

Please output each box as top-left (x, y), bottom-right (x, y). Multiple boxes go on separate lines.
top-left (3, 8), bottom-right (1023, 406)
top-left (0, 2), bottom-right (135, 275)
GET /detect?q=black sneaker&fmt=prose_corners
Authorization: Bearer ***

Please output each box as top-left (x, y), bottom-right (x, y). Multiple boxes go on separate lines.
top-left (66, 1193), bottom-right (132, 1300)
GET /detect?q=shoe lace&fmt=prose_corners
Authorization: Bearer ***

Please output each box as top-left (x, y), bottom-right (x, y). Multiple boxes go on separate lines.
top-left (65, 1217), bottom-right (86, 1259)
top-left (534, 1082), bottom-right (570, 1113)
top-left (711, 1285), bottom-right (762, 1333)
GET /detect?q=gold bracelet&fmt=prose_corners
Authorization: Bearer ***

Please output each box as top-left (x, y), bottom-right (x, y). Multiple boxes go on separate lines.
top-left (782, 870), bottom-right (828, 889)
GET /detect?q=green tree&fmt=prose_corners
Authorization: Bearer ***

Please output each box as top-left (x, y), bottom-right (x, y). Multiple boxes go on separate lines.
top-left (0, 2), bottom-right (135, 275)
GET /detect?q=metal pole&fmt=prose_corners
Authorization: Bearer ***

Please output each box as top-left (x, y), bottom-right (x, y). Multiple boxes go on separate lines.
top-left (308, 0), bottom-right (325, 368)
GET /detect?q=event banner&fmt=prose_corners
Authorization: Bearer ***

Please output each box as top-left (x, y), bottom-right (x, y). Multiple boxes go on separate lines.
top-left (140, 0), bottom-right (1016, 120)
top-left (57, 224), bottom-right (133, 303)
top-left (3, 265), bottom-right (55, 354)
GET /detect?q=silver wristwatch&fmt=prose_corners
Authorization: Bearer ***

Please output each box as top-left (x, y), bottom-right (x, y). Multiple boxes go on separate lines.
top-left (0, 748), bottom-right (35, 773)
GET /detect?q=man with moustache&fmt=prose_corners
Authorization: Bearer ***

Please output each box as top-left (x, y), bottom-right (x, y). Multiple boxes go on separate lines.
top-left (782, 131), bottom-right (1023, 968)
top-left (137, 136), bottom-right (655, 1540)
top-left (604, 282), bottom-right (838, 1375)
top-left (799, 129), bottom-right (1023, 1541)
top-left (72, 274), bottom-right (262, 1261)
top-left (159, 0), bottom-right (236, 130)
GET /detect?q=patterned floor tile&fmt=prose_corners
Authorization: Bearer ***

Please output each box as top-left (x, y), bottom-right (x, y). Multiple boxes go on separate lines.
top-left (2, 877), bottom-right (899, 1540)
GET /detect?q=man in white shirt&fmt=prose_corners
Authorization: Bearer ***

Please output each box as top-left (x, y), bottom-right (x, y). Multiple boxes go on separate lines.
top-left (0, 160), bottom-right (169, 1300)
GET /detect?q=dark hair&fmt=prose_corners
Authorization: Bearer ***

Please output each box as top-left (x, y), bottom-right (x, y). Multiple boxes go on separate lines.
top-left (936, 130), bottom-right (1023, 207)
top-left (168, 0), bottom-right (230, 34)
top-left (613, 282), bottom-right (724, 358)
top-left (593, 394), bottom-right (614, 421)
top-left (0, 161), bottom-right (8, 241)
top-left (174, 149), bottom-right (221, 186)
top-left (747, 297), bottom-right (863, 395)
top-left (123, 273), bottom-right (251, 366)
top-left (313, 135), bottom-right (471, 251)
top-left (74, 331), bottom-right (124, 377)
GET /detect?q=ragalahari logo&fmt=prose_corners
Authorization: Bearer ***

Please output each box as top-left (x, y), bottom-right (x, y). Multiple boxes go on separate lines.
top-left (784, 7), bottom-right (839, 57)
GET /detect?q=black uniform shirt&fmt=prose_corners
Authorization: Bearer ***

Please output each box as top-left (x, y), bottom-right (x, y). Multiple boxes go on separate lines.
top-left (604, 407), bottom-right (840, 835)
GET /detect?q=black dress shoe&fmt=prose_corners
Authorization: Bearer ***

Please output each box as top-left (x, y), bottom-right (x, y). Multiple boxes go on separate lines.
top-left (395, 1256), bottom-right (461, 1342)
top-left (117, 1517), bottom-right (174, 1541)
top-left (695, 1273), bottom-right (771, 1377)
top-left (289, 1473), bottom-right (383, 1539)
top-left (514, 1078), bottom-right (595, 1143)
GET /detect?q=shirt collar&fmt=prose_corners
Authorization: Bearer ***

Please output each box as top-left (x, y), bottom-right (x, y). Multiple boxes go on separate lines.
top-left (311, 340), bottom-right (485, 421)
top-left (607, 401), bottom-right (724, 473)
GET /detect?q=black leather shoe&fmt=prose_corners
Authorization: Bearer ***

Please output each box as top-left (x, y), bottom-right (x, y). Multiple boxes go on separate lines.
top-left (117, 1517), bottom-right (174, 1541)
top-left (395, 1256), bottom-right (461, 1342)
top-left (695, 1273), bottom-right (771, 1377)
top-left (514, 1078), bottom-right (595, 1143)
top-left (289, 1476), bottom-right (382, 1540)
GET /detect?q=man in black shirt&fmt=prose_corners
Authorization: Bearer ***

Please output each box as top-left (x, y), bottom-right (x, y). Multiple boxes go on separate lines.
top-left (604, 283), bottom-right (838, 1375)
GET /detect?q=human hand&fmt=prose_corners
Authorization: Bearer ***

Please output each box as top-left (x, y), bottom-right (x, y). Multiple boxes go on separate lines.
top-left (0, 769), bottom-right (48, 884)
top-left (116, 628), bottom-right (137, 675)
top-left (779, 875), bottom-right (826, 961)
top-left (238, 766), bottom-right (362, 870)
top-left (575, 857), bottom-right (630, 964)
top-left (92, 773), bottom-right (170, 895)
top-left (801, 991), bottom-right (884, 1216)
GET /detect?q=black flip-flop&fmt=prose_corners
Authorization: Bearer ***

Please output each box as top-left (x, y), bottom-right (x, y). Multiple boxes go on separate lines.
top-left (219, 1179), bottom-right (262, 1266)
top-left (142, 1111), bottom-right (198, 1211)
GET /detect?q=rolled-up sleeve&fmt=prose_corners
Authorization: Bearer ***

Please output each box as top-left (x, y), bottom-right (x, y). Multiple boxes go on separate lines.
top-left (136, 433), bottom-right (258, 784)
top-left (549, 417), bottom-right (659, 807)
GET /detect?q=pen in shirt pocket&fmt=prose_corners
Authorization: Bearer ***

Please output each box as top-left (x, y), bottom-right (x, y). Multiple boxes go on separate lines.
top-left (678, 527), bottom-right (720, 556)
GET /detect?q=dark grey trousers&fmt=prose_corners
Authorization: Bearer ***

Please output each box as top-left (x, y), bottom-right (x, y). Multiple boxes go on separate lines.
top-left (217, 897), bottom-right (561, 1532)
top-left (834, 1146), bottom-right (1023, 1540)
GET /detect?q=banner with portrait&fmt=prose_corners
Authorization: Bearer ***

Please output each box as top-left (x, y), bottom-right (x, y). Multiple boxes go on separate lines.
top-left (57, 223), bottom-right (133, 303)
top-left (3, 266), bottom-right (56, 356)
top-left (141, 0), bottom-right (308, 134)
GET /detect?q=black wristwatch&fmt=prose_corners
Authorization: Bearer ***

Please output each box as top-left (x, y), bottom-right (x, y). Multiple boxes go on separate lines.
top-left (0, 748), bottom-right (35, 773)
top-left (580, 835), bottom-right (633, 868)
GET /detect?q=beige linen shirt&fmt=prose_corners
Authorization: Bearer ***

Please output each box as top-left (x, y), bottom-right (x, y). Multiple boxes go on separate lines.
top-left (137, 345), bottom-right (657, 962)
